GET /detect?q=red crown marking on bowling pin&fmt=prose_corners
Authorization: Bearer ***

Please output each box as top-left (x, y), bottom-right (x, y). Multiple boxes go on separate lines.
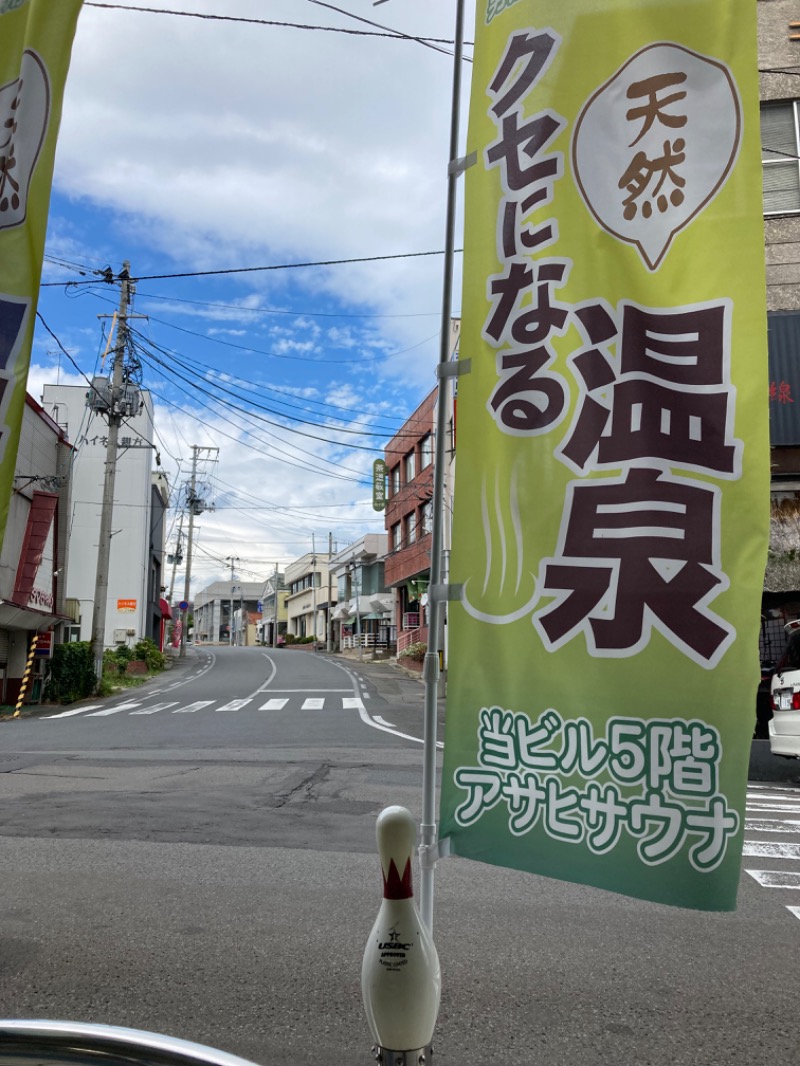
top-left (382, 857), bottom-right (413, 900)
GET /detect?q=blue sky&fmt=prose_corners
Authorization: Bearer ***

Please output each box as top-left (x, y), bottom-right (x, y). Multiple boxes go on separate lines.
top-left (28, 0), bottom-right (475, 592)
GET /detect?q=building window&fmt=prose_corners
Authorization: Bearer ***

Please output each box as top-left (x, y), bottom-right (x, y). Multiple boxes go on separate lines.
top-left (420, 434), bottom-right (433, 469)
top-left (421, 499), bottom-right (433, 535)
top-left (389, 464), bottom-right (400, 496)
top-left (404, 450), bottom-right (416, 483)
top-left (406, 511), bottom-right (417, 544)
top-left (762, 101), bottom-right (800, 215)
top-left (391, 522), bottom-right (401, 550)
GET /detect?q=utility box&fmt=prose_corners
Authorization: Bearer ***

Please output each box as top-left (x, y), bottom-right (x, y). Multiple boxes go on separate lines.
top-left (113, 629), bottom-right (128, 643)
top-left (119, 384), bottom-right (142, 418)
top-left (87, 376), bottom-right (112, 412)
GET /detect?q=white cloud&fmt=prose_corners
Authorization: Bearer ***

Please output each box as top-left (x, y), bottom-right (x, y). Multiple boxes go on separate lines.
top-left (35, 0), bottom-right (473, 598)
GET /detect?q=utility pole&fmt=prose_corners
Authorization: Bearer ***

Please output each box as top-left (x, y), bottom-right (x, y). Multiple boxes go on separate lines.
top-left (272, 562), bottom-right (279, 648)
top-left (90, 263), bottom-right (133, 681)
top-left (180, 445), bottom-right (218, 657)
top-left (167, 513), bottom-right (185, 605)
top-left (327, 531), bottom-right (333, 652)
top-left (311, 533), bottom-right (317, 643)
top-left (227, 555), bottom-right (238, 646)
top-left (355, 562), bottom-right (363, 663)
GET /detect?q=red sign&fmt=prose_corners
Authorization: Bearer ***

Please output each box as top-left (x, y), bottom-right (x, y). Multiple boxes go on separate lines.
top-left (117, 599), bottom-right (137, 611)
top-left (34, 631), bottom-right (53, 658)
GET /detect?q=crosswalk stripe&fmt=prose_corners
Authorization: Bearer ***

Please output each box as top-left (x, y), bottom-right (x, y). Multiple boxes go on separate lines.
top-left (86, 702), bottom-right (142, 716)
top-left (173, 701), bottom-right (215, 714)
top-left (745, 869), bottom-right (800, 888)
top-left (42, 705), bottom-right (103, 718)
top-left (746, 804), bottom-right (800, 814)
top-left (44, 694), bottom-right (370, 717)
top-left (130, 702), bottom-right (179, 715)
top-left (746, 819), bottom-right (800, 833)
top-left (216, 698), bottom-right (253, 712)
top-left (743, 842), bottom-right (800, 859)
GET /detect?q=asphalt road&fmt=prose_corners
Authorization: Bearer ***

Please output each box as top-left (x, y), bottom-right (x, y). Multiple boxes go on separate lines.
top-left (2, 647), bottom-right (800, 1066)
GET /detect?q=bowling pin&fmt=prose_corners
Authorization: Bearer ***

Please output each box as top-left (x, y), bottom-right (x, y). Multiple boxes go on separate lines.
top-left (361, 806), bottom-right (441, 1058)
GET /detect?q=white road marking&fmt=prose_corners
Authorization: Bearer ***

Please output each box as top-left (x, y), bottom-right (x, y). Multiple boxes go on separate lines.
top-left (42, 705), bottom-right (102, 718)
top-left (216, 698), bottom-right (253, 712)
top-left (85, 702), bottom-right (142, 716)
top-left (325, 656), bottom-right (441, 748)
top-left (742, 842), bottom-right (800, 859)
top-left (173, 701), bottom-right (215, 713)
top-left (374, 715), bottom-right (396, 728)
top-left (787, 906), bottom-right (800, 921)
top-left (302, 698), bottom-right (325, 710)
top-left (259, 698), bottom-right (289, 710)
top-left (746, 804), bottom-right (800, 814)
top-left (342, 698), bottom-right (365, 711)
top-left (745, 869), bottom-right (800, 888)
top-left (130, 702), bottom-right (180, 715)
top-left (746, 793), bottom-right (800, 801)
top-left (254, 654), bottom-right (278, 694)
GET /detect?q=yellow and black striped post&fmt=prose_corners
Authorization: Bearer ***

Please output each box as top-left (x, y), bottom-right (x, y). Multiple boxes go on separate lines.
top-left (13, 634), bottom-right (39, 718)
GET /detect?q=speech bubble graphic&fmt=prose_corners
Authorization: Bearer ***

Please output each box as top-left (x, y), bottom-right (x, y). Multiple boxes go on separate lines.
top-left (0, 50), bottom-right (50, 233)
top-left (572, 43), bottom-right (741, 271)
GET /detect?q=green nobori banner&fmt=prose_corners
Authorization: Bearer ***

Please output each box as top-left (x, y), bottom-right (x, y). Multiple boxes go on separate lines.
top-left (0, 0), bottom-right (83, 546)
top-left (439, 0), bottom-right (769, 910)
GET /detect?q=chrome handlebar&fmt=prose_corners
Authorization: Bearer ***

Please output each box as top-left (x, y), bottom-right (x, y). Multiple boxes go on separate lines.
top-left (0, 1021), bottom-right (262, 1066)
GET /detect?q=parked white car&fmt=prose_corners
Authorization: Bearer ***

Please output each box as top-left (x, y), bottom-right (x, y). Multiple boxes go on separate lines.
top-left (769, 627), bottom-right (800, 758)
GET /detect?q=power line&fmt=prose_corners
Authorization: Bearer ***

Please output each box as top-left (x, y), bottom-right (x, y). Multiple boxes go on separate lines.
top-left (41, 248), bottom-right (460, 287)
top-left (83, 1), bottom-right (469, 54)
top-left (135, 336), bottom-right (384, 454)
top-left (303, 0), bottom-right (460, 59)
top-left (130, 324), bottom-right (431, 439)
top-left (140, 372), bottom-right (371, 485)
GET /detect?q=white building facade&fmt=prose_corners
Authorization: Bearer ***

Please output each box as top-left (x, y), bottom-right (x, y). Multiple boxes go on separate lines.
top-left (284, 552), bottom-right (337, 642)
top-left (193, 579), bottom-right (264, 644)
top-left (41, 383), bottom-right (163, 649)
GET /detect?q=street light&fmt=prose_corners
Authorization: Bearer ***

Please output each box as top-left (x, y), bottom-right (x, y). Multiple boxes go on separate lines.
top-left (350, 561), bottom-right (363, 663)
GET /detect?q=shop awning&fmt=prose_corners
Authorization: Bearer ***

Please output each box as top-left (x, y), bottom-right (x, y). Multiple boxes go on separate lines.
top-left (160, 597), bottom-right (172, 618)
top-left (0, 600), bottom-right (72, 630)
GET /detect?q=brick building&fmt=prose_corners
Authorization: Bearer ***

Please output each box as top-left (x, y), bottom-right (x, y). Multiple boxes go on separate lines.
top-left (384, 320), bottom-right (459, 654)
